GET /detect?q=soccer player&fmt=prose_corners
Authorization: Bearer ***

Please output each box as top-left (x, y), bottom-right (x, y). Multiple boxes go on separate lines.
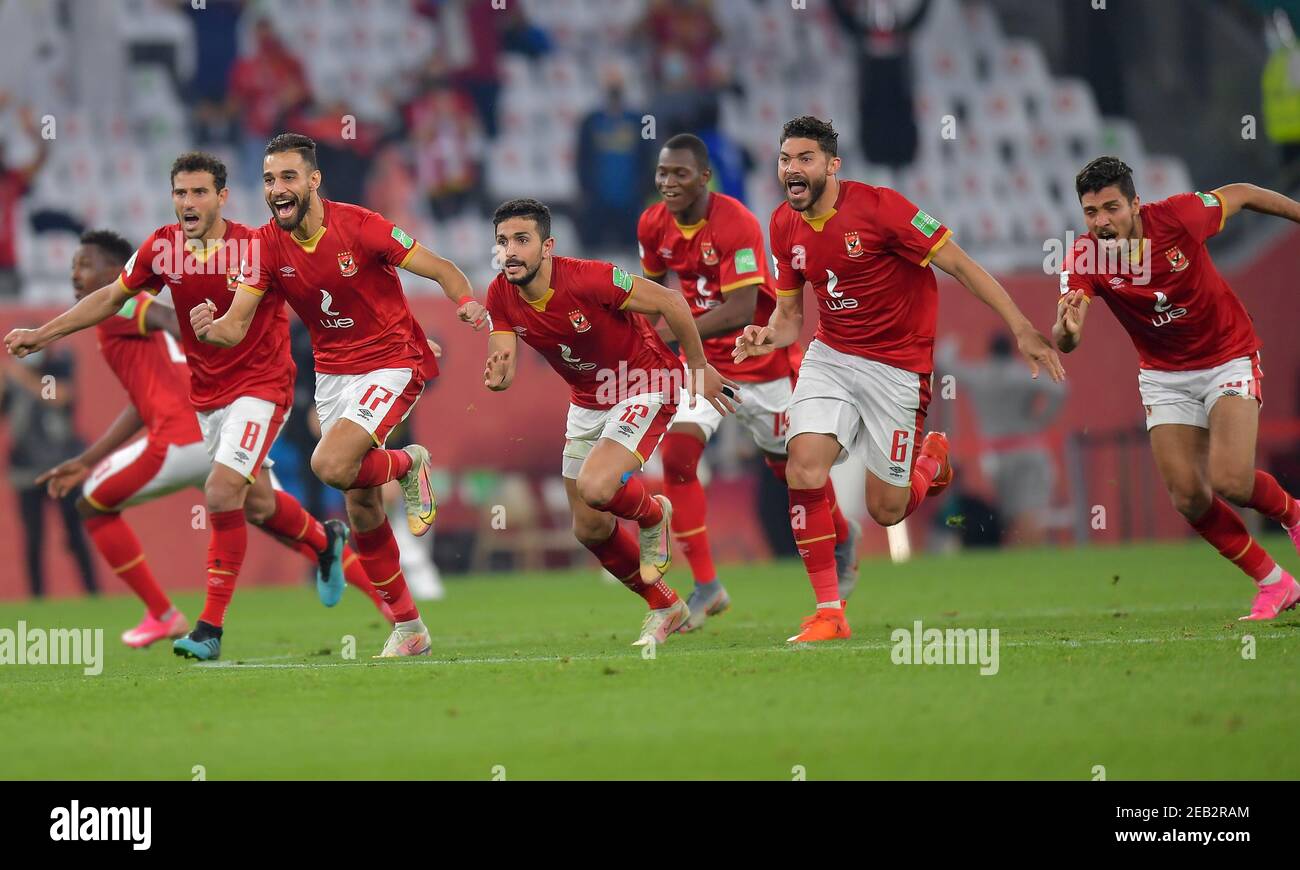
top-left (5, 155), bottom-right (389, 659)
top-left (637, 133), bottom-right (860, 631)
top-left (483, 198), bottom-right (737, 646)
top-left (194, 133), bottom-right (485, 657)
top-left (1056, 156), bottom-right (1300, 620)
top-left (735, 116), bottom-right (1064, 643)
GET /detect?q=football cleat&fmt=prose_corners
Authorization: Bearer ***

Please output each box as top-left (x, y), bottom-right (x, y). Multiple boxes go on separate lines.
top-left (398, 444), bottom-right (438, 537)
top-left (678, 581), bottom-right (731, 633)
top-left (173, 631), bottom-right (221, 661)
top-left (375, 622), bottom-right (432, 657)
top-left (122, 609), bottom-right (189, 649)
top-left (921, 431), bottom-right (953, 497)
top-left (1239, 575), bottom-right (1300, 621)
top-left (786, 607), bottom-right (851, 643)
top-left (316, 518), bottom-right (349, 607)
top-left (638, 494), bottom-right (673, 583)
top-left (834, 517), bottom-right (862, 603)
top-left (633, 598), bottom-right (690, 647)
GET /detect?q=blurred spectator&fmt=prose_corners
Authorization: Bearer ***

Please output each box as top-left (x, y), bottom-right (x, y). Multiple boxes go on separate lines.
top-left (424, 0), bottom-right (505, 139)
top-left (1263, 9), bottom-right (1300, 184)
top-left (641, 1), bottom-right (724, 137)
top-left (0, 97), bottom-right (51, 298)
top-left (575, 72), bottom-right (655, 251)
top-left (406, 76), bottom-right (486, 220)
top-left (691, 101), bottom-right (753, 203)
top-left (284, 98), bottom-right (381, 206)
top-left (227, 18), bottom-right (311, 186)
top-left (936, 334), bottom-right (1066, 547)
top-left (0, 349), bottom-right (97, 598)
top-left (830, 0), bottom-right (931, 168)
top-left (183, 0), bottom-right (243, 146)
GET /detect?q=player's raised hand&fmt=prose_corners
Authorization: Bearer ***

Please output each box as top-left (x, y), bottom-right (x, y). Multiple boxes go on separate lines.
top-left (688, 364), bottom-right (740, 415)
top-left (484, 349), bottom-right (512, 390)
top-left (4, 327), bottom-right (45, 359)
top-left (732, 324), bottom-right (776, 364)
top-left (36, 457), bottom-right (90, 499)
top-left (1058, 289), bottom-right (1086, 339)
top-left (458, 299), bottom-right (488, 331)
top-left (190, 299), bottom-right (217, 341)
top-left (1016, 328), bottom-right (1066, 382)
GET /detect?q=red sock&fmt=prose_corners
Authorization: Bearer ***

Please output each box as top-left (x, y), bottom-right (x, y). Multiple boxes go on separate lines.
top-left (585, 524), bottom-right (677, 608)
top-left (352, 519), bottom-right (419, 623)
top-left (259, 490), bottom-right (328, 552)
top-left (599, 475), bottom-right (663, 528)
top-left (662, 433), bottom-right (716, 583)
top-left (84, 513), bottom-right (171, 618)
top-left (1246, 470), bottom-right (1300, 528)
top-left (350, 448), bottom-right (413, 489)
top-left (788, 486), bottom-right (839, 605)
top-left (1191, 497), bottom-right (1277, 583)
top-left (341, 546), bottom-right (390, 614)
top-left (903, 455), bottom-right (941, 520)
top-left (200, 509), bottom-right (248, 627)
top-left (768, 456), bottom-right (850, 544)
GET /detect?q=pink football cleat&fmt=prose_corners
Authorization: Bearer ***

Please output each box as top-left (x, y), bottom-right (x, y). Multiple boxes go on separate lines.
top-left (1239, 575), bottom-right (1300, 621)
top-left (122, 609), bottom-right (190, 648)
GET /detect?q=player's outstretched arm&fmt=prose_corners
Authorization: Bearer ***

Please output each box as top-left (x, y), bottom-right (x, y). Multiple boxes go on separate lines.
top-left (195, 287), bottom-right (260, 347)
top-left (36, 404), bottom-right (144, 498)
top-left (400, 244), bottom-right (487, 329)
top-left (692, 285), bottom-right (759, 340)
top-left (1214, 183), bottom-right (1300, 223)
top-left (143, 301), bottom-right (182, 340)
top-left (3, 279), bottom-right (133, 358)
top-left (733, 290), bottom-right (802, 365)
top-left (483, 330), bottom-right (517, 392)
top-left (1052, 289), bottom-right (1089, 353)
top-left (625, 275), bottom-right (738, 414)
top-left (930, 239), bottom-right (1065, 382)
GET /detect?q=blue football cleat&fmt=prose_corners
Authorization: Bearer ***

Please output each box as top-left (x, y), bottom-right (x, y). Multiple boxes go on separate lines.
top-left (316, 518), bottom-right (349, 607)
top-left (173, 633), bottom-right (221, 661)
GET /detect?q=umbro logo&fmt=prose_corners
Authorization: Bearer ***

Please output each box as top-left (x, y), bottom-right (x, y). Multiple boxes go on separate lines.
top-left (1109, 277), bottom-right (1125, 288)
top-left (658, 248), bottom-right (673, 258)
top-left (513, 326), bottom-right (527, 335)
top-left (279, 266), bottom-right (296, 276)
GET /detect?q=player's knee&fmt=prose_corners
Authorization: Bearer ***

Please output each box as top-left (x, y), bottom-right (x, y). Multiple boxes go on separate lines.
top-left (867, 498), bottom-right (906, 527)
top-left (574, 471), bottom-right (618, 509)
top-left (1168, 485), bottom-right (1212, 520)
top-left (1208, 467), bottom-right (1254, 505)
top-left (205, 476), bottom-right (245, 514)
top-left (784, 459), bottom-right (828, 491)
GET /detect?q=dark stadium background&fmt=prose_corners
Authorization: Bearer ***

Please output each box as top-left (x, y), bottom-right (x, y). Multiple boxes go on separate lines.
top-left (1, 0), bottom-right (1298, 599)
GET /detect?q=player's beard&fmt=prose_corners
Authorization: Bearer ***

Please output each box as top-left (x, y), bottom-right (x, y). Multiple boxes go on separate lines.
top-left (502, 258), bottom-right (542, 286)
top-left (786, 174), bottom-right (826, 212)
top-left (269, 191), bottom-right (310, 232)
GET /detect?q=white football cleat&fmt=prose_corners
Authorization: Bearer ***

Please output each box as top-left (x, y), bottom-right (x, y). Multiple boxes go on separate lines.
top-left (374, 621), bottom-right (432, 657)
top-left (632, 598), bottom-right (690, 647)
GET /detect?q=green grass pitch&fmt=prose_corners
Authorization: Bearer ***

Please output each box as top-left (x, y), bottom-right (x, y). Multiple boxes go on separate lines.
top-left (1, 537), bottom-right (1297, 779)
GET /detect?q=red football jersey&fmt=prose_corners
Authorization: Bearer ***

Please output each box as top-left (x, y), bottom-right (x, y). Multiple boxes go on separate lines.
top-left (769, 179), bottom-right (951, 373)
top-left (638, 192), bottom-right (793, 382)
top-left (241, 199), bottom-right (437, 378)
top-left (96, 295), bottom-right (202, 444)
top-left (1063, 191), bottom-right (1258, 371)
top-left (486, 256), bottom-right (682, 409)
top-left (118, 220), bottom-right (294, 412)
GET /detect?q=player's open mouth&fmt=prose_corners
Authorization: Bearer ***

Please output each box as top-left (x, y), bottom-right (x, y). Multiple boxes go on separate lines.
top-left (273, 197), bottom-right (297, 219)
top-left (786, 179), bottom-right (808, 195)
top-left (181, 212), bottom-right (200, 230)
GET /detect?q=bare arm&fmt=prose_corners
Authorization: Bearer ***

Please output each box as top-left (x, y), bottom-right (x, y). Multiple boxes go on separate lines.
top-left (196, 287), bottom-right (261, 347)
top-left (733, 289), bottom-right (803, 363)
top-left (930, 239), bottom-right (1065, 382)
top-left (400, 243), bottom-right (486, 329)
top-left (4, 280), bottom-right (134, 357)
top-left (483, 330), bottom-right (518, 392)
top-left (692, 284), bottom-right (759, 340)
top-left (35, 404), bottom-right (143, 498)
top-left (1214, 183), bottom-right (1300, 223)
top-left (143, 300), bottom-right (181, 340)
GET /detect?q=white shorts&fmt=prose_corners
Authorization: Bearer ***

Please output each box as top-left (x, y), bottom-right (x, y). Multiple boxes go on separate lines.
top-left (315, 368), bottom-right (423, 445)
top-left (198, 396), bottom-right (287, 482)
top-left (562, 393), bottom-right (678, 479)
top-left (83, 438), bottom-right (209, 510)
top-left (670, 374), bottom-right (795, 455)
top-left (786, 340), bottom-right (932, 487)
top-left (1138, 353), bottom-right (1262, 430)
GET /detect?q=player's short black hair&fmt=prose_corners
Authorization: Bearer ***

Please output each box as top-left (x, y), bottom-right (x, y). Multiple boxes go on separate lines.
top-left (170, 151), bottom-right (227, 192)
top-left (662, 133), bottom-right (710, 172)
top-left (79, 229), bottom-right (134, 266)
top-left (265, 132), bottom-right (318, 171)
top-left (1075, 156), bottom-right (1136, 201)
top-left (493, 197), bottom-right (552, 240)
top-left (780, 116), bottom-right (838, 157)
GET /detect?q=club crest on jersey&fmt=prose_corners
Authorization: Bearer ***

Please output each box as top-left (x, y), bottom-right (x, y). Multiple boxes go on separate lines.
top-left (226, 267), bottom-right (240, 292)
top-left (844, 232), bottom-right (864, 258)
top-left (1165, 247), bottom-right (1189, 272)
top-left (700, 241), bottom-right (719, 266)
top-left (569, 309), bottom-right (591, 333)
top-left (337, 250), bottom-right (358, 277)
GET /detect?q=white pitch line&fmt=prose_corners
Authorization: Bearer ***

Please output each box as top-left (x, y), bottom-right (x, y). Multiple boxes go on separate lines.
top-left (194, 631), bottom-right (1292, 670)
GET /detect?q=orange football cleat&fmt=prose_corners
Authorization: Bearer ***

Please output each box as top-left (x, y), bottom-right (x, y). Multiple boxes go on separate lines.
top-left (921, 431), bottom-right (953, 497)
top-left (786, 607), bottom-right (851, 643)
